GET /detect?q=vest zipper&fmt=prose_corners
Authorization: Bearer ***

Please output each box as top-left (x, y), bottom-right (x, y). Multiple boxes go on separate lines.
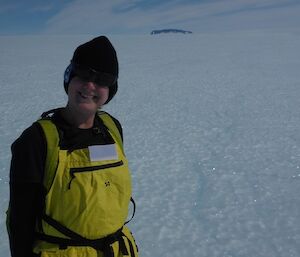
top-left (68, 160), bottom-right (124, 189)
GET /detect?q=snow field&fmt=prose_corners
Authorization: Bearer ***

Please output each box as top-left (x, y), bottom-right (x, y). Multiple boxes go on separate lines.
top-left (1, 30), bottom-right (300, 256)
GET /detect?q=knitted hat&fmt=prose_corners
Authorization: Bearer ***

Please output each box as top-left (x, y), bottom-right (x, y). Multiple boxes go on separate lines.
top-left (64, 36), bottom-right (118, 104)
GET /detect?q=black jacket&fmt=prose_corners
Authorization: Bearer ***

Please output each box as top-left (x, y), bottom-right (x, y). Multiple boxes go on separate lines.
top-left (7, 109), bottom-right (122, 257)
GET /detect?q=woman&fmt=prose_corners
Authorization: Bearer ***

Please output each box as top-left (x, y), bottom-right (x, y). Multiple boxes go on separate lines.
top-left (7, 36), bottom-right (138, 257)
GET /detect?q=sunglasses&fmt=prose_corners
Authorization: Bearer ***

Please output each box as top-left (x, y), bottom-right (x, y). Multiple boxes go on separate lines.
top-left (66, 63), bottom-right (117, 88)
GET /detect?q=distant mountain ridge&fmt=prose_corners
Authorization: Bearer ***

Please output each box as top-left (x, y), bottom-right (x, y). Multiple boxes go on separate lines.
top-left (151, 29), bottom-right (192, 35)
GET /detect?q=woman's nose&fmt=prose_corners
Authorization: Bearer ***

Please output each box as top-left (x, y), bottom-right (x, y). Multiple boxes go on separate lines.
top-left (82, 80), bottom-right (96, 89)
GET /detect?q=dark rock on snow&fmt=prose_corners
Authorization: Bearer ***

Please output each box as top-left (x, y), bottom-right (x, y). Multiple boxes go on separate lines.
top-left (151, 29), bottom-right (192, 35)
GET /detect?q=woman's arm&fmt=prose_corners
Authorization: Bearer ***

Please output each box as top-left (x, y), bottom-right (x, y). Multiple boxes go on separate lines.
top-left (7, 123), bottom-right (46, 257)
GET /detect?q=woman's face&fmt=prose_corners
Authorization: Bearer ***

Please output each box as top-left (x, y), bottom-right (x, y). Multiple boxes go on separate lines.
top-left (67, 76), bottom-right (109, 116)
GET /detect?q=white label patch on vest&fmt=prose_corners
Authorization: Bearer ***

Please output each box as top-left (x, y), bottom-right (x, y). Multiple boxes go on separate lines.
top-left (89, 144), bottom-right (118, 161)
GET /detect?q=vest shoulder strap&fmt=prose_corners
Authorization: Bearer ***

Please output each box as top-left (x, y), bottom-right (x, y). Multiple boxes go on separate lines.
top-left (37, 119), bottom-right (60, 192)
top-left (98, 111), bottom-right (124, 154)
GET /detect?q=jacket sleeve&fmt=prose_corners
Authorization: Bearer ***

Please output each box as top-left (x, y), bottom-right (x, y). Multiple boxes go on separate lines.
top-left (7, 122), bottom-right (46, 257)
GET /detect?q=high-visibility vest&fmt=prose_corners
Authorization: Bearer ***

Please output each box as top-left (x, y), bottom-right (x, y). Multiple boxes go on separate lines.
top-left (33, 111), bottom-right (138, 257)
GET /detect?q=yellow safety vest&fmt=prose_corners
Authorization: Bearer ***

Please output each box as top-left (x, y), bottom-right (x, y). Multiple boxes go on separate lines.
top-left (33, 111), bottom-right (138, 257)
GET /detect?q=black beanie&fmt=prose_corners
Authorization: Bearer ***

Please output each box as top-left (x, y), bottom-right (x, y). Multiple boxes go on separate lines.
top-left (64, 36), bottom-right (118, 104)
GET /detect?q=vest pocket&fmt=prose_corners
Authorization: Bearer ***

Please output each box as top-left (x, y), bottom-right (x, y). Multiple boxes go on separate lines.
top-left (68, 160), bottom-right (124, 189)
top-left (47, 159), bottom-right (131, 238)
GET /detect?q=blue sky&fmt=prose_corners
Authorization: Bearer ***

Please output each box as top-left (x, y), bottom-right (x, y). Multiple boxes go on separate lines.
top-left (0, 0), bottom-right (299, 35)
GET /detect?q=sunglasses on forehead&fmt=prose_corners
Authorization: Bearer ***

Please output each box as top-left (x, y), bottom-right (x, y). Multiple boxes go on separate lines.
top-left (64, 62), bottom-right (117, 88)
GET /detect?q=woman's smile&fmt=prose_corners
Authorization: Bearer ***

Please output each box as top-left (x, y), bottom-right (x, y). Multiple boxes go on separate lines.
top-left (78, 91), bottom-right (98, 101)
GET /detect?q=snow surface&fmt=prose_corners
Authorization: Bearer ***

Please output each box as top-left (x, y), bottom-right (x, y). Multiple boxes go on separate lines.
top-left (1, 30), bottom-right (300, 257)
